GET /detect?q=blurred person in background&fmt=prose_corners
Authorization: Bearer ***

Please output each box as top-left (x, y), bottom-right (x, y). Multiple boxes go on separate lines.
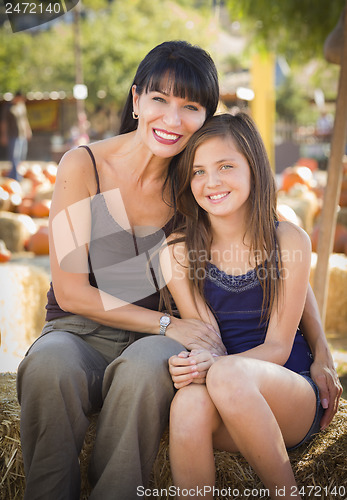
top-left (0, 91), bottom-right (32, 181)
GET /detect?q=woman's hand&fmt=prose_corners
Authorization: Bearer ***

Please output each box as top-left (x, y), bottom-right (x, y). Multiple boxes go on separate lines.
top-left (166, 317), bottom-right (226, 356)
top-left (169, 349), bottom-right (217, 389)
top-left (310, 358), bottom-right (343, 429)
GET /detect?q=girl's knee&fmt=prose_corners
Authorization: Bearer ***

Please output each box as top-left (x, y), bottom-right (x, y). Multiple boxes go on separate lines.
top-left (207, 356), bottom-right (245, 384)
top-left (170, 386), bottom-right (214, 436)
top-left (207, 357), bottom-right (253, 403)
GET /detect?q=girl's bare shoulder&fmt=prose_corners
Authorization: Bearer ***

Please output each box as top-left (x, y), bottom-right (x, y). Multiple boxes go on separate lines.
top-left (276, 220), bottom-right (311, 252)
top-left (165, 233), bottom-right (188, 265)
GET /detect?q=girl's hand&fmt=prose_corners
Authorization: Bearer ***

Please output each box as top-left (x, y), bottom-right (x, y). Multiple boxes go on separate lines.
top-left (310, 359), bottom-right (343, 429)
top-left (169, 349), bottom-right (217, 389)
top-left (189, 349), bottom-right (216, 385)
top-left (169, 351), bottom-right (198, 389)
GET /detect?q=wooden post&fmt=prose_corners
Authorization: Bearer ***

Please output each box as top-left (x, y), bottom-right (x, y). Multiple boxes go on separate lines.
top-left (250, 52), bottom-right (276, 170)
top-left (313, 4), bottom-right (347, 324)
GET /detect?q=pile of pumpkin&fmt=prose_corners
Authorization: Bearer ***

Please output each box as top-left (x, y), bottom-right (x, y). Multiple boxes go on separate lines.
top-left (1, 156), bottom-right (347, 263)
top-left (277, 156), bottom-right (347, 255)
top-left (0, 162), bottom-right (57, 262)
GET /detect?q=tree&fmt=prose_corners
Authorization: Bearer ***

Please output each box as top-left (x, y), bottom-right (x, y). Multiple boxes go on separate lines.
top-left (225, 0), bottom-right (346, 63)
top-left (0, 0), bottom-right (216, 109)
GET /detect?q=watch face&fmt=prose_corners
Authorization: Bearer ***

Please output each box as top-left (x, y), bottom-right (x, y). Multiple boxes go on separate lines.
top-left (160, 316), bottom-right (170, 326)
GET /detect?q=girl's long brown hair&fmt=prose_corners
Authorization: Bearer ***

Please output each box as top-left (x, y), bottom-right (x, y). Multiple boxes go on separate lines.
top-left (172, 112), bottom-right (281, 322)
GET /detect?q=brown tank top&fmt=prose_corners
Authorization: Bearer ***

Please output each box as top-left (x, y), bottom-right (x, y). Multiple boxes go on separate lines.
top-left (45, 145), bottom-right (180, 321)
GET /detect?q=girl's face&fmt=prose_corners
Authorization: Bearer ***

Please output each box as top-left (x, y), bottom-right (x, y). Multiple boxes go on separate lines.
top-left (132, 85), bottom-right (206, 159)
top-left (190, 135), bottom-right (251, 221)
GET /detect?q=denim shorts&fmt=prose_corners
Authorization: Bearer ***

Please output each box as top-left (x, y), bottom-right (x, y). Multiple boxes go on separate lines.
top-left (287, 371), bottom-right (325, 451)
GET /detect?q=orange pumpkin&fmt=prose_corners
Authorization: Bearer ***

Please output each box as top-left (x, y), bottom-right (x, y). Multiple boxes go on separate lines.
top-left (43, 163), bottom-right (58, 184)
top-left (281, 166), bottom-right (313, 192)
top-left (17, 197), bottom-right (34, 216)
top-left (24, 165), bottom-right (48, 196)
top-left (24, 163), bottom-right (43, 180)
top-left (1, 178), bottom-right (22, 196)
top-left (9, 192), bottom-right (22, 210)
top-left (27, 226), bottom-right (49, 255)
top-left (0, 186), bottom-right (10, 211)
top-left (0, 239), bottom-right (11, 263)
top-left (31, 199), bottom-right (51, 218)
top-left (295, 157), bottom-right (318, 172)
top-left (311, 223), bottom-right (347, 254)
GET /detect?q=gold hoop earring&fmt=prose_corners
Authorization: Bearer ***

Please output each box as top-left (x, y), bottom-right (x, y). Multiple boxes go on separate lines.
top-left (132, 111), bottom-right (139, 120)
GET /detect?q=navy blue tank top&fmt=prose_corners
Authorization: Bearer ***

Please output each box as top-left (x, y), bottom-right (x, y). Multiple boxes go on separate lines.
top-left (204, 261), bottom-right (313, 374)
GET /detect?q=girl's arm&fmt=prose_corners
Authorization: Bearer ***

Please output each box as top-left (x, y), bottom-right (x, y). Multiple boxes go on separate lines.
top-left (300, 285), bottom-right (342, 428)
top-left (161, 239), bottom-right (225, 387)
top-left (49, 148), bottom-right (225, 354)
top-left (160, 238), bottom-right (220, 330)
top-left (232, 222), bottom-right (312, 365)
top-left (234, 219), bottom-right (342, 423)
top-left (233, 222), bottom-right (342, 426)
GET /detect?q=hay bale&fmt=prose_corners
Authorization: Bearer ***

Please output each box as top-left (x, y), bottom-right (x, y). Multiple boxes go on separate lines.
top-left (0, 212), bottom-right (37, 253)
top-left (150, 402), bottom-right (347, 500)
top-left (0, 264), bottom-right (50, 357)
top-left (0, 373), bottom-right (95, 500)
top-left (310, 253), bottom-right (347, 335)
top-left (277, 189), bottom-right (319, 234)
top-left (0, 373), bottom-right (23, 500)
top-left (1, 373), bottom-right (346, 500)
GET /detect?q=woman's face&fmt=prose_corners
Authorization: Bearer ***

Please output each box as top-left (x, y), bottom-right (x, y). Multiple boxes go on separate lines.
top-left (190, 135), bottom-right (251, 221)
top-left (132, 85), bottom-right (206, 159)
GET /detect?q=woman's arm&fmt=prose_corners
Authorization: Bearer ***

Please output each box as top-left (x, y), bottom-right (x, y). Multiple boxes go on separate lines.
top-left (49, 148), bottom-right (225, 354)
top-left (300, 285), bottom-right (342, 428)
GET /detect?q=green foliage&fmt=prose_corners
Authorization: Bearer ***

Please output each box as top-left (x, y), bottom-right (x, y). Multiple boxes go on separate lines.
top-left (0, 21), bottom-right (75, 93)
top-left (225, 0), bottom-right (346, 62)
top-left (276, 75), bottom-right (306, 122)
top-left (0, 0), bottom-right (215, 110)
top-left (81, 0), bottom-right (211, 107)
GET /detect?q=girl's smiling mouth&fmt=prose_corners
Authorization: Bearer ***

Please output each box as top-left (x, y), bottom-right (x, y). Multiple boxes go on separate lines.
top-left (208, 192), bottom-right (230, 202)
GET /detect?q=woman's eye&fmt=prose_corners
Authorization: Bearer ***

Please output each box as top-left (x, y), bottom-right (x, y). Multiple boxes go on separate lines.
top-left (153, 96), bottom-right (166, 103)
top-left (185, 105), bottom-right (199, 111)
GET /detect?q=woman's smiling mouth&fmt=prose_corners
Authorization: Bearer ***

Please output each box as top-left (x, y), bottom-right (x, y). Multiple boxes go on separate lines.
top-left (153, 128), bottom-right (183, 144)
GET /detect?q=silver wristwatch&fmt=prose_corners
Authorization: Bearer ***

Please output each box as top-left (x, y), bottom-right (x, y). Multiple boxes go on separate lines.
top-left (159, 314), bottom-right (171, 335)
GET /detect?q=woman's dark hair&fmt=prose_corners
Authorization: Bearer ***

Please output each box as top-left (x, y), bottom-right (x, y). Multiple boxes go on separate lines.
top-left (119, 40), bottom-right (219, 214)
top-left (175, 112), bottom-right (280, 322)
top-left (119, 40), bottom-right (219, 135)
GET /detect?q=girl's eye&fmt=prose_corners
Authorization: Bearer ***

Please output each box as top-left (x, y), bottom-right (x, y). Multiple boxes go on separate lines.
top-left (193, 169), bottom-right (205, 176)
top-left (221, 164), bottom-right (233, 170)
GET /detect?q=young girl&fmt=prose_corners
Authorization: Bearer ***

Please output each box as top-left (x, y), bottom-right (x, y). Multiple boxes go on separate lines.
top-left (161, 113), bottom-right (327, 499)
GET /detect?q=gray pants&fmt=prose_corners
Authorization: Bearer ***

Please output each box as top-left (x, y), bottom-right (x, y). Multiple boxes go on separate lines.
top-left (17, 315), bottom-right (184, 500)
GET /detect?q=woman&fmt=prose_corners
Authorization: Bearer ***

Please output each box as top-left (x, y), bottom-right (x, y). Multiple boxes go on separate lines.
top-left (17, 41), bottom-right (340, 500)
top-left (16, 40), bottom-right (224, 500)
top-left (163, 113), bottom-right (341, 499)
